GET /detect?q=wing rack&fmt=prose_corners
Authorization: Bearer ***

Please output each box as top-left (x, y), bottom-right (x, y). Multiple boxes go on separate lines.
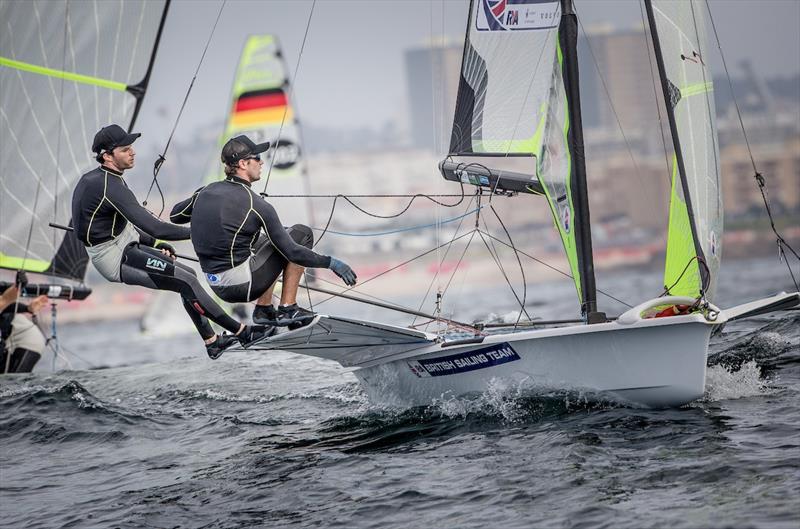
top-left (236, 315), bottom-right (438, 367)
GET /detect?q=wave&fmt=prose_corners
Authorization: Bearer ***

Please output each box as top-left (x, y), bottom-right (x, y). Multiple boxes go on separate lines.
top-left (161, 382), bottom-right (370, 407)
top-left (0, 380), bottom-right (159, 427)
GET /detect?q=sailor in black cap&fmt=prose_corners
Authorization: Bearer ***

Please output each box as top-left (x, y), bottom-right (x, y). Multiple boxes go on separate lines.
top-left (170, 135), bottom-right (356, 330)
top-left (72, 125), bottom-right (271, 358)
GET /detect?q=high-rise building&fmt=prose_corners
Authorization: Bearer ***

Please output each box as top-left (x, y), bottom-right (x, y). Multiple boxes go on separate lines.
top-left (578, 26), bottom-right (665, 143)
top-left (404, 40), bottom-right (463, 152)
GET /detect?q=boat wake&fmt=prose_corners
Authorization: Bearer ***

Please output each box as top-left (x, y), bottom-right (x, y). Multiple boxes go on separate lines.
top-left (703, 361), bottom-right (767, 402)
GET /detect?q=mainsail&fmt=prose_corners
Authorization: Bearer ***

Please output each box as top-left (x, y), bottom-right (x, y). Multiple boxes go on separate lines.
top-left (445, 0), bottom-right (597, 314)
top-left (206, 35), bottom-right (304, 184)
top-left (0, 0), bottom-right (170, 289)
top-left (645, 0), bottom-right (723, 302)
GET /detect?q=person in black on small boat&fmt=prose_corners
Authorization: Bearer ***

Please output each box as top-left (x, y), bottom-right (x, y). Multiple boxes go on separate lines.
top-left (0, 284), bottom-right (47, 374)
top-left (71, 124), bottom-right (270, 359)
top-left (170, 135), bottom-right (356, 330)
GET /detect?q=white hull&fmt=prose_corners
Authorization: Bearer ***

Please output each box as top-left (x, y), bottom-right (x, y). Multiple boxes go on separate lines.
top-left (354, 316), bottom-right (712, 408)
top-left (246, 293), bottom-right (797, 409)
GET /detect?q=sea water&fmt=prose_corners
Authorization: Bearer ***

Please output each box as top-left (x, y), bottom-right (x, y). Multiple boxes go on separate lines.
top-left (1, 257), bottom-right (798, 528)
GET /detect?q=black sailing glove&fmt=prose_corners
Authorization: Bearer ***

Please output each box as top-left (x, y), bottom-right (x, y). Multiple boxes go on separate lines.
top-left (155, 242), bottom-right (177, 259)
top-left (329, 257), bottom-right (357, 287)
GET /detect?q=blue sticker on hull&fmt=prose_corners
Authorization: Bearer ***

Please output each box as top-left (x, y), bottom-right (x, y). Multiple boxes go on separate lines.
top-left (408, 342), bottom-right (520, 378)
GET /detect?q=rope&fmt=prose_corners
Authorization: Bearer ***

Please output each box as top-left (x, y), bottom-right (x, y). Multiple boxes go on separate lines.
top-left (412, 196), bottom-right (477, 327)
top-left (262, 0), bottom-right (316, 193)
top-left (706, 2), bottom-right (799, 292)
top-left (143, 0), bottom-right (227, 216)
top-left (313, 231), bottom-right (476, 308)
top-left (638, 0), bottom-right (673, 184)
top-left (660, 255), bottom-right (710, 298)
top-left (51, 0), bottom-right (70, 281)
top-left (305, 186), bottom-right (467, 249)
top-left (489, 204), bottom-right (532, 326)
top-left (478, 230), bottom-right (634, 309)
top-left (312, 206), bottom-right (482, 237)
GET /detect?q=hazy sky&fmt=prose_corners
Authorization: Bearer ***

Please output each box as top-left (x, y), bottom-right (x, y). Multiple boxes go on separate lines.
top-left (136, 0), bottom-right (800, 149)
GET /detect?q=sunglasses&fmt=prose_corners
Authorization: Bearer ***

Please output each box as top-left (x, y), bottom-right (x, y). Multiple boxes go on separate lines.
top-left (244, 154), bottom-right (261, 162)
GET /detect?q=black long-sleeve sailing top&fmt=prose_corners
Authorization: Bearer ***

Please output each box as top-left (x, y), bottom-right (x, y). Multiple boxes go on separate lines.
top-left (71, 166), bottom-right (190, 246)
top-left (170, 176), bottom-right (331, 274)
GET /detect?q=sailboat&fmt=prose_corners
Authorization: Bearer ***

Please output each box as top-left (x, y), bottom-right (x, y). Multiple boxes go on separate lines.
top-left (239, 0), bottom-right (798, 408)
top-left (0, 1), bottom-right (170, 306)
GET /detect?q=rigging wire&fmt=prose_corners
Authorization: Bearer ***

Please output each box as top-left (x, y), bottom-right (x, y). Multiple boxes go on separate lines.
top-left (637, 0), bottom-right (673, 184)
top-left (305, 186), bottom-right (468, 249)
top-left (660, 255), bottom-right (710, 298)
top-left (313, 231), bottom-right (476, 307)
top-left (311, 207), bottom-right (482, 237)
top-left (478, 230), bottom-right (634, 309)
top-left (412, 195), bottom-right (477, 327)
top-left (706, 2), bottom-right (800, 292)
top-left (488, 204), bottom-right (532, 325)
top-left (261, 0), bottom-right (316, 194)
top-left (575, 4), bottom-right (662, 195)
top-left (143, 0), bottom-right (227, 217)
top-left (44, 0), bottom-right (72, 369)
top-left (50, 0), bottom-right (70, 283)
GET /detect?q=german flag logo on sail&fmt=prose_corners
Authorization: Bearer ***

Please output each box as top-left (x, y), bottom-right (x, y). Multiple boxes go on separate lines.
top-left (230, 88), bottom-right (293, 128)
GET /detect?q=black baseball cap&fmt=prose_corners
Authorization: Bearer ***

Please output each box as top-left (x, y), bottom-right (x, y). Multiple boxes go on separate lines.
top-left (221, 135), bottom-right (270, 165)
top-left (92, 124), bottom-right (141, 154)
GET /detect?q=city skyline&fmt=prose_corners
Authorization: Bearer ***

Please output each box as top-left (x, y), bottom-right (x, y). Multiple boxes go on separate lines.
top-left (136, 0), bottom-right (799, 141)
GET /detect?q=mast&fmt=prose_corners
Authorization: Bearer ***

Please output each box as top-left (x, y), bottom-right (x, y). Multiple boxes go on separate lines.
top-left (128, 0), bottom-right (172, 129)
top-left (559, 0), bottom-right (600, 320)
top-left (644, 0), bottom-right (710, 294)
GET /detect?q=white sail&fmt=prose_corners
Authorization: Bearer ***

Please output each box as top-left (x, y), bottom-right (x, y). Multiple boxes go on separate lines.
top-left (450, 0), bottom-right (562, 155)
top-left (0, 0), bottom-right (169, 283)
top-left (649, 0), bottom-right (723, 302)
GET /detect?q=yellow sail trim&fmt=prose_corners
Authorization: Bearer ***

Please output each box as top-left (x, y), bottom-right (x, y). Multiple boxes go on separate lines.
top-left (535, 38), bottom-right (582, 303)
top-left (472, 99), bottom-right (548, 154)
top-left (663, 155), bottom-right (701, 297)
top-left (680, 81), bottom-right (713, 98)
top-left (0, 252), bottom-right (50, 272)
top-left (0, 57), bottom-right (127, 91)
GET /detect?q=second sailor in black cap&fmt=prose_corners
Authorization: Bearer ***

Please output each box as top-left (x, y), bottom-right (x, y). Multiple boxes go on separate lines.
top-left (171, 135), bottom-right (357, 330)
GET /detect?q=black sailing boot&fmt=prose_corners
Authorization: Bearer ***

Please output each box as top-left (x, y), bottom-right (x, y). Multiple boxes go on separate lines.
top-left (206, 334), bottom-right (240, 360)
top-left (276, 304), bottom-right (317, 330)
top-left (237, 325), bottom-right (276, 349)
top-left (252, 304), bottom-right (279, 325)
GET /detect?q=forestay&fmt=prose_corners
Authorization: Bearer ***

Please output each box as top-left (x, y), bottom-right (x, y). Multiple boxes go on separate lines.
top-left (648, 0), bottom-right (723, 302)
top-left (0, 0), bottom-right (169, 284)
